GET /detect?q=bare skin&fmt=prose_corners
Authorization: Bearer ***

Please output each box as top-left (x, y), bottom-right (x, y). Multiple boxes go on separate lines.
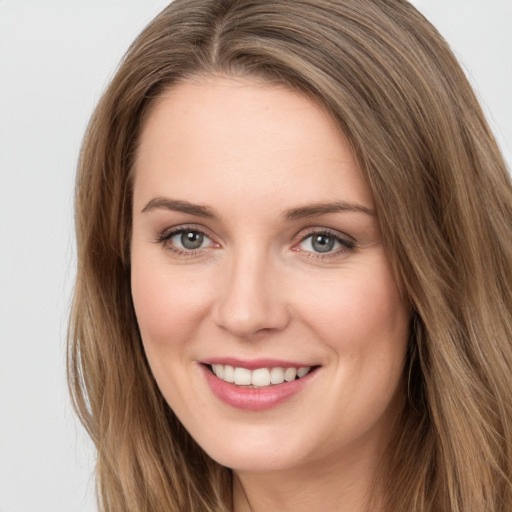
top-left (131, 75), bottom-right (409, 512)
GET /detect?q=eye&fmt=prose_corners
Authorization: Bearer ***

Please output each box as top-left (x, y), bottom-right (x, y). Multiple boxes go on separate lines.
top-left (157, 226), bottom-right (218, 254)
top-left (296, 230), bottom-right (355, 256)
top-left (172, 230), bottom-right (207, 250)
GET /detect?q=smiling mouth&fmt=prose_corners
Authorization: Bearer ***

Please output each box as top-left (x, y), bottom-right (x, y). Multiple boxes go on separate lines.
top-left (206, 364), bottom-right (318, 387)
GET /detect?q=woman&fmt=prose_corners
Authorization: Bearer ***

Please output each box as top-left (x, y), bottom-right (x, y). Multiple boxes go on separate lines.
top-left (68, 0), bottom-right (512, 511)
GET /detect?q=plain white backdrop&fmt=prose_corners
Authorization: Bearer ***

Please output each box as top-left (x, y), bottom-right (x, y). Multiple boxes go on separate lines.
top-left (0, 1), bottom-right (510, 511)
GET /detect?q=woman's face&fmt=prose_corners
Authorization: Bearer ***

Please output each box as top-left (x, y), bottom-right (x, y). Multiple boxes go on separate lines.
top-left (131, 76), bottom-right (410, 475)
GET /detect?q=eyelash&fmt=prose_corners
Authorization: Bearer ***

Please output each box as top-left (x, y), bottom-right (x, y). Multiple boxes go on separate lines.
top-left (156, 226), bottom-right (356, 259)
top-left (156, 225), bottom-right (215, 257)
top-left (296, 228), bottom-right (356, 260)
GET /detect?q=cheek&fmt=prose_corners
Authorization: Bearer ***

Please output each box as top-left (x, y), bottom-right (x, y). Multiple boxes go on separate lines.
top-left (296, 265), bottom-right (409, 352)
top-left (130, 259), bottom-right (212, 349)
top-left (296, 264), bottom-right (409, 436)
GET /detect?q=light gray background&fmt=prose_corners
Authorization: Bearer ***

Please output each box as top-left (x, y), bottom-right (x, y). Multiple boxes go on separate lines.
top-left (0, 1), bottom-right (510, 511)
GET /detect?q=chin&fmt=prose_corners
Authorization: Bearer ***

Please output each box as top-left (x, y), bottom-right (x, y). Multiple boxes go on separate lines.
top-left (207, 445), bottom-right (300, 473)
top-left (186, 422), bottom-right (297, 472)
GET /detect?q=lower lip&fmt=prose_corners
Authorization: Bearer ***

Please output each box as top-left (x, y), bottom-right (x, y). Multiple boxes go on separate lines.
top-left (201, 365), bottom-right (317, 411)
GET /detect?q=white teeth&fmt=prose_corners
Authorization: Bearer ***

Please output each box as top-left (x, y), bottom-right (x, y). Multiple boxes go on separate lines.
top-left (210, 364), bottom-right (312, 387)
top-left (297, 367), bottom-right (309, 378)
top-left (234, 367), bottom-right (252, 385)
top-left (270, 367), bottom-right (284, 384)
top-left (212, 364), bottom-right (224, 379)
top-left (223, 365), bottom-right (235, 383)
top-left (251, 368), bottom-right (271, 387)
top-left (284, 367), bottom-right (297, 381)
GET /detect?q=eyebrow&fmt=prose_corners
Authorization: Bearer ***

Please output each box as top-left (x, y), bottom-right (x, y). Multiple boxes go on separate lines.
top-left (283, 201), bottom-right (376, 220)
top-left (141, 197), bottom-right (375, 220)
top-left (141, 197), bottom-right (216, 217)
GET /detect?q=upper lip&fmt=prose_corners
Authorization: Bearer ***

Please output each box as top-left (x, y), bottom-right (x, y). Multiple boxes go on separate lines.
top-left (200, 357), bottom-right (318, 370)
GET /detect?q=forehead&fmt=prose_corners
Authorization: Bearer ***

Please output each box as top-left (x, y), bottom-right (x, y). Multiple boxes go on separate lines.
top-left (133, 76), bottom-right (373, 215)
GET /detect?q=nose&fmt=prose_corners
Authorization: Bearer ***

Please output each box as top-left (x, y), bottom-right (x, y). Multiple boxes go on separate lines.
top-left (212, 247), bottom-right (291, 338)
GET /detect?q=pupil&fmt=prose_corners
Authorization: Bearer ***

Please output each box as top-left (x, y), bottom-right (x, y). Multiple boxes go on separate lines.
top-left (312, 234), bottom-right (334, 253)
top-left (181, 231), bottom-right (204, 249)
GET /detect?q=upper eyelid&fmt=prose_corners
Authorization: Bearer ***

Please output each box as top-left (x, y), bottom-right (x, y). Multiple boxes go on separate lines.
top-left (297, 227), bottom-right (356, 244)
top-left (159, 224), bottom-right (213, 240)
top-left (295, 227), bottom-right (357, 257)
top-left (156, 224), bottom-right (356, 249)
top-left (295, 230), bottom-right (357, 260)
top-left (157, 226), bottom-right (217, 255)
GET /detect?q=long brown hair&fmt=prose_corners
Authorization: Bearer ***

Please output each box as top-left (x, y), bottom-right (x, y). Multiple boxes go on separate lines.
top-left (68, 1), bottom-right (512, 510)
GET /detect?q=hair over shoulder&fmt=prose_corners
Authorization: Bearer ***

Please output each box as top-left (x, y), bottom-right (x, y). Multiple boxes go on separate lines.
top-left (68, 1), bottom-right (512, 511)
